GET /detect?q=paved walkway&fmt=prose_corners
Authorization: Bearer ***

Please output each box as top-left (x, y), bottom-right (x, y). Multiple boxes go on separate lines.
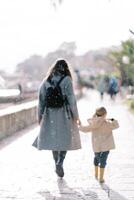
top-left (0, 89), bottom-right (134, 200)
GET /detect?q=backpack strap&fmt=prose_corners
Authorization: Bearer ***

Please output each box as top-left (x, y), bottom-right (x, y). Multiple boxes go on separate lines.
top-left (57, 76), bottom-right (65, 86)
top-left (47, 76), bottom-right (65, 86)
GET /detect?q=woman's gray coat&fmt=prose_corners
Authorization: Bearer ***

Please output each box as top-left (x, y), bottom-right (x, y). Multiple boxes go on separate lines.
top-left (32, 75), bottom-right (81, 151)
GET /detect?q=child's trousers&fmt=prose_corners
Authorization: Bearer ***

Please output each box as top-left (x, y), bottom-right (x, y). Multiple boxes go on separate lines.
top-left (94, 151), bottom-right (109, 168)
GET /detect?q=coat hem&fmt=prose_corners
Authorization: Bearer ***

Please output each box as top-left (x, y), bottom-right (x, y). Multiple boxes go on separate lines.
top-left (32, 145), bottom-right (81, 151)
top-left (93, 147), bottom-right (115, 153)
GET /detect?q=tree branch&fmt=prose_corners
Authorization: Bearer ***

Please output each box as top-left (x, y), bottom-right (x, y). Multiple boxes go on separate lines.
top-left (129, 29), bottom-right (134, 35)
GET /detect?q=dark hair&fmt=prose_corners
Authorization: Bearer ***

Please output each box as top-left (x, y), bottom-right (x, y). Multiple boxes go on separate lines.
top-left (46, 59), bottom-right (72, 81)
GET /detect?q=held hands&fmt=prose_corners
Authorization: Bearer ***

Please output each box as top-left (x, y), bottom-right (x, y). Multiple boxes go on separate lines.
top-left (76, 119), bottom-right (81, 126)
top-left (76, 120), bottom-right (89, 133)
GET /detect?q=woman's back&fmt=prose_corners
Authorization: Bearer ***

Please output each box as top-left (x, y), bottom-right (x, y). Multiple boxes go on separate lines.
top-left (33, 60), bottom-right (81, 151)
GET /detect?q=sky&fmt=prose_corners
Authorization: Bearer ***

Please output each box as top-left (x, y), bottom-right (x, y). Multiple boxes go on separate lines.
top-left (0, 0), bottom-right (134, 73)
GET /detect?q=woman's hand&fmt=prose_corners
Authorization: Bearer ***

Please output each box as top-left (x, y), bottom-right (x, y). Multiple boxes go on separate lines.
top-left (39, 118), bottom-right (42, 125)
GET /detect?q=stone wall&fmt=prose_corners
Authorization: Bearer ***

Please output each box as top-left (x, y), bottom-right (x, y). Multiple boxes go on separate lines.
top-left (0, 90), bottom-right (82, 140)
top-left (0, 101), bottom-right (38, 140)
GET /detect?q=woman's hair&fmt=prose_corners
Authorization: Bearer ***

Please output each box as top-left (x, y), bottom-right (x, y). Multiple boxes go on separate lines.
top-left (94, 107), bottom-right (107, 117)
top-left (45, 59), bottom-right (72, 81)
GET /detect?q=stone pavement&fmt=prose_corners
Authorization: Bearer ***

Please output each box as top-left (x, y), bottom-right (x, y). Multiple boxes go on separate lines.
top-left (0, 89), bottom-right (134, 200)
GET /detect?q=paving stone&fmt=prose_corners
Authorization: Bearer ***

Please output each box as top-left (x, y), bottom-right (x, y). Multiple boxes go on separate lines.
top-left (0, 90), bottom-right (134, 199)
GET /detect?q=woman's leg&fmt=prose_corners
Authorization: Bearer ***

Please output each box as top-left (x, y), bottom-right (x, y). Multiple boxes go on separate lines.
top-left (52, 151), bottom-right (59, 164)
top-left (56, 151), bottom-right (67, 178)
top-left (58, 151), bottom-right (67, 165)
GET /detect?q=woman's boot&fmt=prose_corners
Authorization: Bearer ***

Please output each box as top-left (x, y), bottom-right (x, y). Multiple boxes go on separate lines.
top-left (56, 151), bottom-right (67, 178)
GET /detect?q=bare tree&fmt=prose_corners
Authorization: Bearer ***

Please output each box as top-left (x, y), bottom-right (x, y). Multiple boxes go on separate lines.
top-left (129, 29), bottom-right (134, 35)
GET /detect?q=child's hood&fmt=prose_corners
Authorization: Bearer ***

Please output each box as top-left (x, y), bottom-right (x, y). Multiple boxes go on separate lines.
top-left (87, 116), bottom-right (105, 129)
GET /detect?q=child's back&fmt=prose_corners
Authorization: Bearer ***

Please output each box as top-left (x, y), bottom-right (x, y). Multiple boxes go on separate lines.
top-left (86, 116), bottom-right (119, 152)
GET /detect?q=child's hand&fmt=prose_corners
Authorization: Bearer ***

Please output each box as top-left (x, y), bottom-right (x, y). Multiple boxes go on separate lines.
top-left (78, 124), bottom-right (82, 130)
top-left (79, 124), bottom-right (90, 132)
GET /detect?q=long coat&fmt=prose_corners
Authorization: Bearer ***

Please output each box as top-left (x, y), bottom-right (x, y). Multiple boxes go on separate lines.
top-left (32, 74), bottom-right (81, 151)
top-left (79, 117), bottom-right (119, 152)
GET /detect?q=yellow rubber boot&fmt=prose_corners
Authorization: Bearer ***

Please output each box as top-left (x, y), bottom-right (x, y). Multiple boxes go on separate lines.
top-left (99, 167), bottom-right (105, 183)
top-left (95, 166), bottom-right (98, 179)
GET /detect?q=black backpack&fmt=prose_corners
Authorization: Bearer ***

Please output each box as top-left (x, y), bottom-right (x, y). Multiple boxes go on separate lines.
top-left (45, 76), bottom-right (65, 108)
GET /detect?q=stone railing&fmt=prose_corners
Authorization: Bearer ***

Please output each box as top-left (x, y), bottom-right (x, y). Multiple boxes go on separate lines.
top-left (0, 100), bottom-right (38, 140)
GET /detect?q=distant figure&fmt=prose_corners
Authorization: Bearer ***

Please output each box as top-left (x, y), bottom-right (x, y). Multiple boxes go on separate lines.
top-left (32, 59), bottom-right (81, 178)
top-left (79, 107), bottom-right (119, 183)
top-left (98, 78), bottom-right (106, 100)
top-left (108, 77), bottom-right (119, 100)
top-left (17, 83), bottom-right (22, 95)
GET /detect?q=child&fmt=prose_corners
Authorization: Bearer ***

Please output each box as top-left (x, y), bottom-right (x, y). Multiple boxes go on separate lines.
top-left (79, 107), bottom-right (119, 183)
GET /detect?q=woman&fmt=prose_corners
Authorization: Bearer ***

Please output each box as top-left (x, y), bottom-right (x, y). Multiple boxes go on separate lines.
top-left (32, 59), bottom-right (81, 178)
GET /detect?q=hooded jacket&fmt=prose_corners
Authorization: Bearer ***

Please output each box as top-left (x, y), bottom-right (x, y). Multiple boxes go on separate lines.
top-left (79, 116), bottom-right (119, 152)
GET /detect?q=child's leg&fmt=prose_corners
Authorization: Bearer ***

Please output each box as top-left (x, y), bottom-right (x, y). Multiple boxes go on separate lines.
top-left (94, 152), bottom-right (101, 179)
top-left (99, 151), bottom-right (109, 183)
